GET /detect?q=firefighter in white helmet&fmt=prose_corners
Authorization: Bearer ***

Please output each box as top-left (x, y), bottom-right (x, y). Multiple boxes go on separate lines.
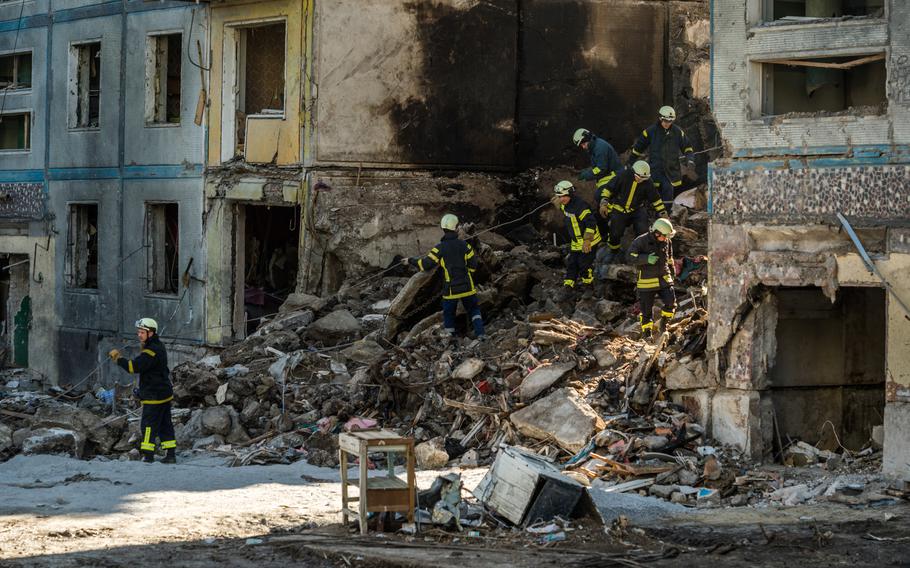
top-left (552, 180), bottom-right (601, 301)
top-left (109, 317), bottom-right (176, 463)
top-left (628, 218), bottom-right (677, 340)
top-left (630, 106), bottom-right (695, 212)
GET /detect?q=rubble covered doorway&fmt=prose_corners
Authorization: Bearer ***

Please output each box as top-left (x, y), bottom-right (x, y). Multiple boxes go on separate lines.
top-left (233, 203), bottom-right (299, 338)
top-left (768, 287), bottom-right (885, 452)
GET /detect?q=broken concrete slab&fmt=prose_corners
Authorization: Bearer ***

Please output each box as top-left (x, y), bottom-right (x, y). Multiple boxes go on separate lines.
top-left (415, 437), bottom-right (449, 469)
top-left (662, 358), bottom-right (711, 390)
top-left (592, 347), bottom-right (617, 368)
top-left (510, 388), bottom-right (603, 453)
top-left (451, 358), bottom-right (485, 381)
top-left (280, 293), bottom-right (327, 313)
top-left (22, 428), bottom-right (85, 458)
top-left (341, 339), bottom-right (387, 365)
top-left (587, 485), bottom-right (689, 525)
top-left (594, 300), bottom-right (624, 323)
top-left (309, 310), bottom-right (361, 337)
top-left (518, 361), bottom-right (576, 401)
top-left (33, 404), bottom-right (119, 454)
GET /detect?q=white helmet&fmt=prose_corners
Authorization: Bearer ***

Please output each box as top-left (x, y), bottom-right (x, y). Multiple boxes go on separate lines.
top-left (135, 317), bottom-right (158, 332)
top-left (440, 213), bottom-right (459, 231)
top-left (572, 128), bottom-right (592, 147)
top-left (632, 160), bottom-right (651, 179)
top-left (553, 180), bottom-right (574, 196)
top-left (658, 106), bottom-right (676, 121)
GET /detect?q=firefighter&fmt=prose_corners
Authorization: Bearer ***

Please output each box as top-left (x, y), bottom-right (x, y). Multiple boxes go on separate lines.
top-left (109, 318), bottom-right (176, 464)
top-left (628, 218), bottom-right (677, 340)
top-left (574, 128), bottom-right (622, 237)
top-left (403, 214), bottom-right (485, 339)
top-left (552, 180), bottom-right (602, 301)
top-left (630, 106), bottom-right (695, 211)
top-left (597, 160), bottom-right (667, 268)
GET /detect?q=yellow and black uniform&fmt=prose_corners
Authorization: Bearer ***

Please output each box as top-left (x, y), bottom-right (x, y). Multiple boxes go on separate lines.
top-left (601, 167), bottom-right (667, 252)
top-left (410, 230), bottom-right (485, 337)
top-left (631, 123), bottom-right (694, 209)
top-left (628, 231), bottom-right (676, 334)
top-left (114, 334), bottom-right (176, 460)
top-left (560, 194), bottom-right (602, 289)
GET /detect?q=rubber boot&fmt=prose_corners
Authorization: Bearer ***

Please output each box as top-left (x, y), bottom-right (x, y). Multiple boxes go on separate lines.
top-left (141, 451), bottom-right (155, 464)
top-left (162, 449), bottom-right (177, 464)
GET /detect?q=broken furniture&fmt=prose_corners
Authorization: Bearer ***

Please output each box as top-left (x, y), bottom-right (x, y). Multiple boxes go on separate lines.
top-left (475, 445), bottom-right (585, 526)
top-left (339, 429), bottom-right (416, 535)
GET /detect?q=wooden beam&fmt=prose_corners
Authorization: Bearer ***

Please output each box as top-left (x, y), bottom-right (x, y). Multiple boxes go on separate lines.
top-left (762, 52), bottom-right (885, 70)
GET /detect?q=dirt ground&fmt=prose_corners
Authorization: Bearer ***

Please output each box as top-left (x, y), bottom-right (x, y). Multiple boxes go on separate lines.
top-left (1, 454), bottom-right (908, 567)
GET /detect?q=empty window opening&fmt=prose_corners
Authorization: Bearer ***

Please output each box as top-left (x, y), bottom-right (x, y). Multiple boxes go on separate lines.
top-left (232, 22), bottom-right (286, 156)
top-left (69, 41), bottom-right (101, 129)
top-left (768, 287), bottom-right (885, 454)
top-left (0, 52), bottom-right (31, 90)
top-left (65, 203), bottom-right (99, 289)
top-left (0, 112), bottom-right (29, 150)
top-left (767, 0), bottom-right (884, 21)
top-left (146, 203), bottom-right (179, 295)
top-left (760, 53), bottom-right (886, 117)
top-left (236, 204), bottom-right (298, 337)
top-left (145, 33), bottom-right (182, 125)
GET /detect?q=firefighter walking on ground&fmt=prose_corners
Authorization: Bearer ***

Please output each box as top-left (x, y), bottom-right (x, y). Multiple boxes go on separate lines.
top-left (628, 218), bottom-right (677, 340)
top-left (631, 106), bottom-right (695, 212)
top-left (404, 214), bottom-right (485, 339)
top-left (598, 160), bottom-right (668, 269)
top-left (109, 318), bottom-right (176, 464)
top-left (573, 128), bottom-right (622, 238)
top-left (552, 180), bottom-right (602, 301)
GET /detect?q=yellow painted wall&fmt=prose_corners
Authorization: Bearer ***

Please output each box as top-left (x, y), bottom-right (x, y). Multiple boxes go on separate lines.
top-left (0, 235), bottom-right (57, 383)
top-left (837, 253), bottom-right (910, 392)
top-left (208, 0), bottom-right (304, 166)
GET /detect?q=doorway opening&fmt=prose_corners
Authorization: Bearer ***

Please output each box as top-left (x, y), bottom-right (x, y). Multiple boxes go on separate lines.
top-left (0, 254), bottom-right (30, 367)
top-left (768, 287), bottom-right (885, 452)
top-left (234, 204), bottom-right (299, 338)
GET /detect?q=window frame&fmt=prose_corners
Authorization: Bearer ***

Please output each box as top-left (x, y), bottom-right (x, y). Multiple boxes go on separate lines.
top-left (0, 110), bottom-right (32, 153)
top-left (64, 201), bottom-right (100, 292)
top-left (0, 49), bottom-right (33, 93)
top-left (144, 30), bottom-right (184, 128)
top-left (67, 39), bottom-right (102, 131)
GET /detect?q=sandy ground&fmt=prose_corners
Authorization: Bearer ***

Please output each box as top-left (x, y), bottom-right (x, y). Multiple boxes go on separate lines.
top-left (1, 454), bottom-right (908, 567)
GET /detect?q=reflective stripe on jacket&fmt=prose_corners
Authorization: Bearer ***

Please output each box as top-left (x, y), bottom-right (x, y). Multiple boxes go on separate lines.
top-left (631, 123), bottom-right (694, 186)
top-left (411, 230), bottom-right (478, 299)
top-left (628, 232), bottom-right (674, 289)
top-left (600, 168), bottom-right (667, 215)
top-left (560, 195), bottom-right (602, 251)
top-left (116, 335), bottom-right (173, 403)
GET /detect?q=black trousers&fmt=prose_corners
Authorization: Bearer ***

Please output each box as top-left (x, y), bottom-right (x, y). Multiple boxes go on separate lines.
top-left (638, 287), bottom-right (677, 330)
top-left (565, 248), bottom-right (597, 287)
top-left (607, 208), bottom-right (649, 251)
top-left (140, 401), bottom-right (176, 453)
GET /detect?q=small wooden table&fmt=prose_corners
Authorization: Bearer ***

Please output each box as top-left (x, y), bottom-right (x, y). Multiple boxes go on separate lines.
top-left (338, 429), bottom-right (416, 535)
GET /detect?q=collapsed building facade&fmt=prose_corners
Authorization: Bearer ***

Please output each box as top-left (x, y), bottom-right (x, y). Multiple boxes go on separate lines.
top-left (695, 0), bottom-right (910, 484)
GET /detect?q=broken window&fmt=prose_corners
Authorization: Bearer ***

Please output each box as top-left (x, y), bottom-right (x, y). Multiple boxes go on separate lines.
top-left (0, 113), bottom-right (29, 150)
top-left (0, 52), bottom-right (31, 90)
top-left (759, 53), bottom-right (886, 116)
top-left (234, 22), bottom-right (286, 153)
top-left (767, 0), bottom-right (885, 21)
top-left (145, 33), bottom-right (182, 125)
top-left (65, 204), bottom-right (99, 289)
top-left (768, 287), bottom-right (885, 452)
top-left (146, 203), bottom-right (179, 295)
top-left (69, 41), bottom-right (101, 129)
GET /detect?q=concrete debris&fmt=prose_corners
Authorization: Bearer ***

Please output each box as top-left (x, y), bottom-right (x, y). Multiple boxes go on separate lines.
top-left (510, 388), bottom-right (604, 453)
top-left (518, 361), bottom-right (576, 401)
top-left (451, 358), bottom-right (485, 381)
top-left (415, 437), bottom-right (450, 469)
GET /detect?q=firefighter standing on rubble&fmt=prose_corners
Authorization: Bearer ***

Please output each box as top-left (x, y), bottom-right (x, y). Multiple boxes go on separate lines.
top-left (109, 318), bottom-right (176, 464)
top-left (630, 106), bottom-right (695, 212)
top-left (402, 214), bottom-right (486, 340)
top-left (598, 160), bottom-right (668, 268)
top-left (628, 218), bottom-right (677, 339)
top-left (552, 180), bottom-right (601, 301)
top-left (574, 128), bottom-right (622, 240)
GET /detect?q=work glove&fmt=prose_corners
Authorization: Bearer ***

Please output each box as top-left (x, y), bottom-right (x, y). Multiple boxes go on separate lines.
top-left (582, 237), bottom-right (593, 254)
top-left (647, 254), bottom-right (659, 265)
top-left (108, 349), bottom-right (120, 361)
top-left (400, 257), bottom-right (410, 266)
top-left (550, 195), bottom-right (562, 209)
top-left (599, 200), bottom-right (610, 218)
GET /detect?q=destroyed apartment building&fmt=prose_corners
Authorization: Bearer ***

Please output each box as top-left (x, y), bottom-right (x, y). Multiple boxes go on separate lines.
top-left (702, 0), bottom-right (910, 484)
top-left (1, 0), bottom-right (908, 505)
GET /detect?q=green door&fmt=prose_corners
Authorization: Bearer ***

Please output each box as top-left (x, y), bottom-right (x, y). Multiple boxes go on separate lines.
top-left (13, 295), bottom-right (29, 367)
